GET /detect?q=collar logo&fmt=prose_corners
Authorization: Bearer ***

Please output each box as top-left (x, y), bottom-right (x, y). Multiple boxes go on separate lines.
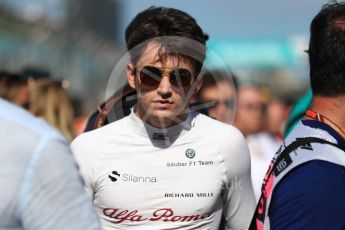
top-left (185, 148), bottom-right (196, 159)
top-left (152, 132), bottom-right (166, 140)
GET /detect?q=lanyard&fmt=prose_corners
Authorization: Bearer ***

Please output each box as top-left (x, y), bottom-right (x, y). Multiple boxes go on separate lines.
top-left (305, 109), bottom-right (345, 140)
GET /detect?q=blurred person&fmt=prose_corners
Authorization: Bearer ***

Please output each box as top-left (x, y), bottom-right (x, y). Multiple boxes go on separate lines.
top-left (246, 99), bottom-right (289, 201)
top-left (0, 71), bottom-right (8, 98)
top-left (251, 2), bottom-right (345, 229)
top-left (264, 100), bottom-right (289, 140)
top-left (71, 98), bottom-right (89, 136)
top-left (234, 85), bottom-right (265, 136)
top-left (72, 6), bottom-right (255, 230)
top-left (197, 70), bottom-right (237, 124)
top-left (0, 71), bottom-right (29, 108)
top-left (29, 78), bottom-right (74, 142)
top-left (74, 115), bottom-right (88, 136)
top-left (0, 98), bottom-right (100, 230)
top-left (84, 83), bottom-right (137, 131)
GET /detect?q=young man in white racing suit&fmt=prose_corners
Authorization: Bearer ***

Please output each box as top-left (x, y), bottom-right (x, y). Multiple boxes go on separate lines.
top-left (72, 6), bottom-right (256, 230)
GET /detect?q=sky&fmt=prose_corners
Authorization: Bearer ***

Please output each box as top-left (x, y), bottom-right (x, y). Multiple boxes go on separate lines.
top-left (0, 0), bottom-right (333, 71)
top-left (120, 0), bottom-right (330, 42)
top-left (0, 0), bottom-right (332, 40)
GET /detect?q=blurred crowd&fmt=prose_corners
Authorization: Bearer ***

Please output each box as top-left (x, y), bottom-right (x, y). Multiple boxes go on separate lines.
top-left (0, 69), bottom-right (87, 143)
top-left (196, 71), bottom-right (291, 200)
top-left (0, 67), bottom-right (294, 200)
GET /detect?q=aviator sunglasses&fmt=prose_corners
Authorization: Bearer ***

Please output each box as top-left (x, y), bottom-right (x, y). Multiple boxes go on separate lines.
top-left (134, 66), bottom-right (194, 88)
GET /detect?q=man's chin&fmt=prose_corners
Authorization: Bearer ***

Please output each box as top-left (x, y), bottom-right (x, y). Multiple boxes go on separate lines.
top-left (148, 109), bottom-right (188, 125)
top-left (150, 110), bottom-right (176, 121)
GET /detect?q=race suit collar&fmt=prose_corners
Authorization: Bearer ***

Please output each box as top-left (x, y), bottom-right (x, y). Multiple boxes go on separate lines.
top-left (128, 107), bottom-right (195, 146)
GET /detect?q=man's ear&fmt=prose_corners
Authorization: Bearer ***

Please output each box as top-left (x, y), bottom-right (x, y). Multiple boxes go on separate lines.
top-left (193, 72), bottom-right (204, 94)
top-left (127, 63), bottom-right (137, 90)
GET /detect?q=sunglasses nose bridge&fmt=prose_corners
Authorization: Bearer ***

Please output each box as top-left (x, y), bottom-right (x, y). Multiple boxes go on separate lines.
top-left (157, 75), bottom-right (173, 92)
top-left (161, 72), bottom-right (170, 78)
top-left (160, 71), bottom-right (175, 86)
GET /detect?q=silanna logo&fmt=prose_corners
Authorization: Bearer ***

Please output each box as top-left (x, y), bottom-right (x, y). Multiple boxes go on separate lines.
top-left (108, 170), bottom-right (157, 183)
top-left (109, 171), bottom-right (121, 182)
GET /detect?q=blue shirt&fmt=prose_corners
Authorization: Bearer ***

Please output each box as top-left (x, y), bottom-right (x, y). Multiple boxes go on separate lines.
top-left (269, 120), bottom-right (345, 230)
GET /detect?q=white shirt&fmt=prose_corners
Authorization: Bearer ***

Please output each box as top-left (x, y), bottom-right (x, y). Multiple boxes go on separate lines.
top-left (71, 110), bottom-right (255, 230)
top-left (0, 99), bottom-right (100, 230)
top-left (247, 132), bottom-right (281, 201)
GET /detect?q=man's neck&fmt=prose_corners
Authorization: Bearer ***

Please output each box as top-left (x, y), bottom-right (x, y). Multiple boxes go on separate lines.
top-left (134, 108), bottom-right (189, 129)
top-left (309, 95), bottom-right (345, 132)
top-left (145, 116), bottom-right (180, 129)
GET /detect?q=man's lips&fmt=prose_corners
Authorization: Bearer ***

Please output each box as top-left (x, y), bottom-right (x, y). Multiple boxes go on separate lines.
top-left (152, 100), bottom-right (174, 108)
top-left (153, 100), bottom-right (173, 104)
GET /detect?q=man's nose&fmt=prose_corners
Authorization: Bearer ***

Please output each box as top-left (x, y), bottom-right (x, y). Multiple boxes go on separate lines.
top-left (157, 75), bottom-right (173, 97)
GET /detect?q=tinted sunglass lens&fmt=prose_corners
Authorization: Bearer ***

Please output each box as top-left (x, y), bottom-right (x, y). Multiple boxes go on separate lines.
top-left (170, 69), bottom-right (192, 87)
top-left (140, 66), bottom-right (162, 87)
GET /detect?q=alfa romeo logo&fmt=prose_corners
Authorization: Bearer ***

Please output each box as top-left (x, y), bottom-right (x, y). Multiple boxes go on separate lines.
top-left (185, 148), bottom-right (196, 159)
